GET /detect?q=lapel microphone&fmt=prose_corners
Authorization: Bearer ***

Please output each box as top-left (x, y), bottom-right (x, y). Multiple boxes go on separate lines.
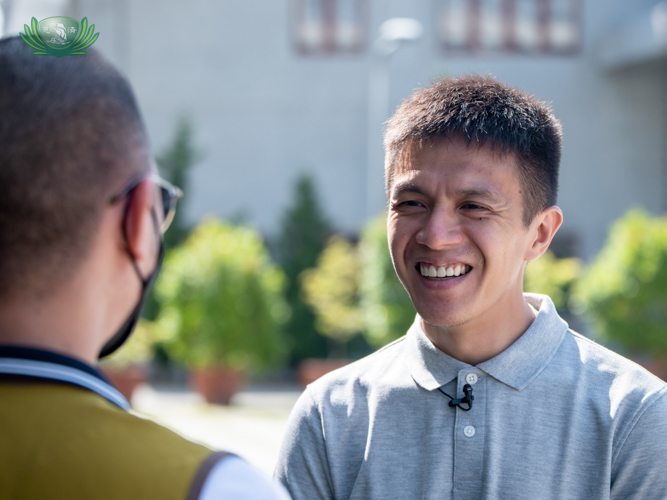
top-left (438, 383), bottom-right (474, 411)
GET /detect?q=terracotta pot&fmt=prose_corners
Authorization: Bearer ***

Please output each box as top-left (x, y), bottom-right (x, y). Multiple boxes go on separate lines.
top-left (101, 364), bottom-right (148, 402)
top-left (297, 358), bottom-right (352, 388)
top-left (190, 367), bottom-right (245, 405)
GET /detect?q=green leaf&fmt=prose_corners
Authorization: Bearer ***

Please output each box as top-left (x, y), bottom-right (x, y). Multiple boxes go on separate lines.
top-left (23, 23), bottom-right (46, 49)
top-left (76, 24), bottom-right (96, 48)
top-left (72, 18), bottom-right (86, 45)
top-left (75, 32), bottom-right (99, 51)
top-left (20, 32), bottom-right (43, 51)
top-left (30, 17), bottom-right (39, 38)
top-left (76, 17), bottom-right (89, 45)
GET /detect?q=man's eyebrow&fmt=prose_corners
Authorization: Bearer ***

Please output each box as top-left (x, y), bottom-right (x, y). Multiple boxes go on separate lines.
top-left (454, 188), bottom-right (503, 204)
top-left (391, 182), bottom-right (427, 198)
top-left (391, 183), bottom-right (503, 204)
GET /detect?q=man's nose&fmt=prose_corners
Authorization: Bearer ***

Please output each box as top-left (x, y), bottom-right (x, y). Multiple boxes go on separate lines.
top-left (415, 207), bottom-right (464, 249)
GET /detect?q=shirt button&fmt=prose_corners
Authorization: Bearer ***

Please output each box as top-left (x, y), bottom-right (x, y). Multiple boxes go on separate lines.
top-left (463, 426), bottom-right (476, 438)
top-left (465, 373), bottom-right (478, 384)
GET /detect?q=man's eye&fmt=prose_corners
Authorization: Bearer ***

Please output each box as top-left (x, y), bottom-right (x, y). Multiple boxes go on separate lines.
top-left (394, 200), bottom-right (424, 210)
top-left (462, 203), bottom-right (486, 210)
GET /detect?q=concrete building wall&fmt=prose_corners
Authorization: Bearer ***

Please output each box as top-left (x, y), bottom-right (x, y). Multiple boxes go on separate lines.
top-left (5, 0), bottom-right (666, 260)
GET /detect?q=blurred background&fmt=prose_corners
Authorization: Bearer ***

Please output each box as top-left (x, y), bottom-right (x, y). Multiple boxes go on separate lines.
top-left (2, 0), bottom-right (667, 475)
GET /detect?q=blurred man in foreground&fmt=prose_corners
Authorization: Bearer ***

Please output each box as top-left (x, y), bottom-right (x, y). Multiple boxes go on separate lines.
top-left (0, 37), bottom-right (289, 500)
top-left (276, 75), bottom-right (667, 499)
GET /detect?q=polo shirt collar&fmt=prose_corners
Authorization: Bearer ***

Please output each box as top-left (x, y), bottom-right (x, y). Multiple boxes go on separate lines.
top-left (406, 294), bottom-right (569, 391)
top-left (0, 345), bottom-right (130, 410)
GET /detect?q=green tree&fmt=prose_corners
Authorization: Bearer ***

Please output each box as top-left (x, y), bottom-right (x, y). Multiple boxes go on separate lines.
top-left (572, 209), bottom-right (667, 357)
top-left (156, 116), bottom-right (200, 250)
top-left (301, 214), bottom-right (417, 353)
top-left (143, 117), bottom-right (200, 322)
top-left (301, 237), bottom-right (363, 356)
top-left (275, 173), bottom-right (332, 363)
top-left (155, 219), bottom-right (289, 371)
top-left (359, 213), bottom-right (415, 347)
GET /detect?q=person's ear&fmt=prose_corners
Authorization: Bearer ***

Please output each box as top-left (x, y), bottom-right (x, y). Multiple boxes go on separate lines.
top-left (524, 206), bottom-right (563, 262)
top-left (123, 179), bottom-right (157, 268)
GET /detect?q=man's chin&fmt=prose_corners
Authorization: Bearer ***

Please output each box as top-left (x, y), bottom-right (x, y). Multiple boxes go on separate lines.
top-left (418, 309), bottom-right (473, 331)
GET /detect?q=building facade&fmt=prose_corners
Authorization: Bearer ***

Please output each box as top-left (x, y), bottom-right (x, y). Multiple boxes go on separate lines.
top-left (4, 0), bottom-right (667, 260)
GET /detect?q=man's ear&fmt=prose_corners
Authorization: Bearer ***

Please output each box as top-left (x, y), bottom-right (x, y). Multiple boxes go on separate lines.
top-left (524, 206), bottom-right (563, 262)
top-left (122, 179), bottom-right (156, 265)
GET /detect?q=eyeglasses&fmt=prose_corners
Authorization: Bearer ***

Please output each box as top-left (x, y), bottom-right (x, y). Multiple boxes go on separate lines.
top-left (110, 173), bottom-right (184, 234)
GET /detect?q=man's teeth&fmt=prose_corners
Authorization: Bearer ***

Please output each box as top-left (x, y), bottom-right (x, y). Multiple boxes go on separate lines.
top-left (420, 264), bottom-right (470, 278)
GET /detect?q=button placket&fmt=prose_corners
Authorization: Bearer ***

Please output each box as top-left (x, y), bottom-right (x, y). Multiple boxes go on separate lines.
top-left (453, 371), bottom-right (485, 498)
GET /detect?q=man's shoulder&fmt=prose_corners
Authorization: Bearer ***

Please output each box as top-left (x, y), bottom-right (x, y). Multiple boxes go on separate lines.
top-left (2, 381), bottom-right (212, 458)
top-left (561, 329), bottom-right (667, 407)
top-left (0, 382), bottom-right (215, 499)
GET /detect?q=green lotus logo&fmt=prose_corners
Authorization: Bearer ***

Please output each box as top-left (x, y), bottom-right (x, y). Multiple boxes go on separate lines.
top-left (20, 17), bottom-right (99, 58)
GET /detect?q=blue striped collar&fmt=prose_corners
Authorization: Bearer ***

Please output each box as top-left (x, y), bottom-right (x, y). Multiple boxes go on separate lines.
top-left (0, 345), bottom-right (130, 410)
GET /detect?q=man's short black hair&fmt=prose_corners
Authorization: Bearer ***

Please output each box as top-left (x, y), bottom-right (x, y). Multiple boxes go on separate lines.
top-left (384, 74), bottom-right (562, 227)
top-left (0, 37), bottom-right (149, 298)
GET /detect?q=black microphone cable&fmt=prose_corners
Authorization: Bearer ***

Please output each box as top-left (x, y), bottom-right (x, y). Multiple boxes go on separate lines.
top-left (438, 383), bottom-right (474, 411)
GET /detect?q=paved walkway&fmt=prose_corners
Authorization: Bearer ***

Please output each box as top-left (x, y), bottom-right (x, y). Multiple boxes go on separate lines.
top-left (132, 384), bottom-right (302, 475)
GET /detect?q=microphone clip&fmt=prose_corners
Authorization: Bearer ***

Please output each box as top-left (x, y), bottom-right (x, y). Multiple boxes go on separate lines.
top-left (439, 383), bottom-right (474, 411)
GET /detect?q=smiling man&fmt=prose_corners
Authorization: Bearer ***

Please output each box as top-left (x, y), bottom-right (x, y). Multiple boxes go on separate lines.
top-left (275, 75), bottom-right (667, 499)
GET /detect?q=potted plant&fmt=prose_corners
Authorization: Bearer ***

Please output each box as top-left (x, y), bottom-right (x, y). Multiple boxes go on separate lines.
top-left (572, 209), bottom-right (667, 380)
top-left (300, 236), bottom-right (362, 386)
top-left (155, 218), bottom-right (289, 404)
top-left (99, 319), bottom-right (157, 402)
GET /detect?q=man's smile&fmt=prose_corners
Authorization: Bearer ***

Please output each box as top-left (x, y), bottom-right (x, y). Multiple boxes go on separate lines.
top-left (417, 262), bottom-right (473, 279)
top-left (413, 261), bottom-right (474, 290)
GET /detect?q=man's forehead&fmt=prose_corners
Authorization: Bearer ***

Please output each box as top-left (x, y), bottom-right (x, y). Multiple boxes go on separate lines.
top-left (391, 136), bottom-right (520, 190)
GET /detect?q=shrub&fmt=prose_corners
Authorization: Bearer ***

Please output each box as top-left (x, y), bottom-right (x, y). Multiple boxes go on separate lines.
top-left (571, 209), bottom-right (667, 356)
top-left (524, 250), bottom-right (581, 313)
top-left (301, 237), bottom-right (363, 346)
top-left (358, 214), bottom-right (415, 347)
top-left (156, 219), bottom-right (289, 370)
top-left (301, 214), bottom-right (417, 352)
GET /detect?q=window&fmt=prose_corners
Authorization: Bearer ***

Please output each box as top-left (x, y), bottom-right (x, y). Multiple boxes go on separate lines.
top-left (435, 0), bottom-right (581, 55)
top-left (291, 0), bottom-right (369, 55)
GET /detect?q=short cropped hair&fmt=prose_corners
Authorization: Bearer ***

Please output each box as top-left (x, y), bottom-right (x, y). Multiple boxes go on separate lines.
top-left (384, 74), bottom-right (562, 227)
top-left (0, 37), bottom-right (149, 298)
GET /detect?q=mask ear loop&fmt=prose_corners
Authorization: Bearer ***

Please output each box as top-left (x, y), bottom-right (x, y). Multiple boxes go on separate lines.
top-left (98, 185), bottom-right (164, 359)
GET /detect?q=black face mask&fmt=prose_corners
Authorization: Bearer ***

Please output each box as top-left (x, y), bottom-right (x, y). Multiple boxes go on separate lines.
top-left (98, 242), bottom-right (164, 359)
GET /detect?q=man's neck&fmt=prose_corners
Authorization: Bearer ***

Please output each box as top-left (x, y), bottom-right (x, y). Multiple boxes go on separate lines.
top-left (0, 277), bottom-right (108, 366)
top-left (422, 294), bottom-right (538, 366)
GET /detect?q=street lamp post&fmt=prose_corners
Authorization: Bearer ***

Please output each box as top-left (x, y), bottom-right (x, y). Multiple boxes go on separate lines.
top-left (366, 17), bottom-right (422, 218)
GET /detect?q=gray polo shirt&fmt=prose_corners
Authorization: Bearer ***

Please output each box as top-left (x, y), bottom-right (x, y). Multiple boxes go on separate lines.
top-left (275, 294), bottom-right (667, 499)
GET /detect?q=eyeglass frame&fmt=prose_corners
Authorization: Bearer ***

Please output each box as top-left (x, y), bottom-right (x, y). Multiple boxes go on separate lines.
top-left (109, 172), bottom-right (184, 235)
